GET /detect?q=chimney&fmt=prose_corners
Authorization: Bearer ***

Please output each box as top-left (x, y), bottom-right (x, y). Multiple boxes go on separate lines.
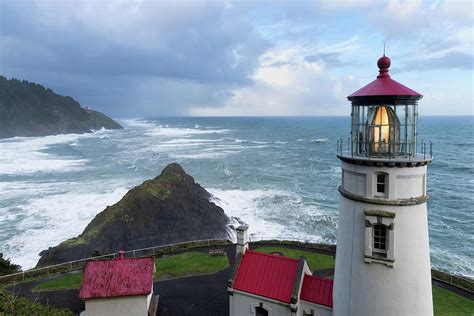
top-left (118, 250), bottom-right (125, 260)
top-left (236, 225), bottom-right (249, 256)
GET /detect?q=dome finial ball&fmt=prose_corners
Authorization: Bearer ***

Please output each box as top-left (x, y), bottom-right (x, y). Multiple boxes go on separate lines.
top-left (377, 55), bottom-right (391, 71)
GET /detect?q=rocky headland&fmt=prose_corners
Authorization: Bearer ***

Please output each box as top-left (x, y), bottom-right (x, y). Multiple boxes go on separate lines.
top-left (0, 75), bottom-right (122, 139)
top-left (36, 163), bottom-right (230, 267)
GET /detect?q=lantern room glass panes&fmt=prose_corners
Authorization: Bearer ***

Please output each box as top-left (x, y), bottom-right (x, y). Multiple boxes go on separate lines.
top-left (351, 103), bottom-right (418, 157)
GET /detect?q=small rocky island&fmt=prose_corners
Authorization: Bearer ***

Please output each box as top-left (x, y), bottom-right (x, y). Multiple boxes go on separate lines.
top-left (37, 163), bottom-right (230, 267)
top-left (0, 75), bottom-right (122, 139)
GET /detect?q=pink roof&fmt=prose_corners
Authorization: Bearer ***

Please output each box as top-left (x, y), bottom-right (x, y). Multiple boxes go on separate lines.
top-left (301, 275), bottom-right (334, 307)
top-left (79, 256), bottom-right (154, 300)
top-left (349, 55), bottom-right (421, 98)
top-left (233, 250), bottom-right (299, 303)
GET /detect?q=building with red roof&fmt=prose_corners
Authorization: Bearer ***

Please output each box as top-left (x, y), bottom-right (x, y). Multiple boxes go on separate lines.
top-left (79, 251), bottom-right (157, 316)
top-left (228, 227), bottom-right (333, 316)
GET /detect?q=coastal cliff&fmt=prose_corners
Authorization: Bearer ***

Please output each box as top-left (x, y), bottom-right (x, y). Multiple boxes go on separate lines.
top-left (36, 163), bottom-right (230, 267)
top-left (0, 75), bottom-right (122, 139)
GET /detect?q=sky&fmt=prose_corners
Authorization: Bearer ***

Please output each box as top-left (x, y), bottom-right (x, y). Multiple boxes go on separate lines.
top-left (0, 0), bottom-right (472, 117)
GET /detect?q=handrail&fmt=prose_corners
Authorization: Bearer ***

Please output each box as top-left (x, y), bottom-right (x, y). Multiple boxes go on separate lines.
top-left (0, 238), bottom-right (231, 282)
top-left (1, 237), bottom-right (471, 293)
top-left (337, 136), bottom-right (433, 161)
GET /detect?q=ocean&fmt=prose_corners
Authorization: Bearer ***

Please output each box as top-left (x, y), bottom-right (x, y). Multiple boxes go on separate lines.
top-left (0, 116), bottom-right (472, 278)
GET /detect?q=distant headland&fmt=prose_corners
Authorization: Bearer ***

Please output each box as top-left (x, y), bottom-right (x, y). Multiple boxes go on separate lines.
top-left (0, 75), bottom-right (122, 139)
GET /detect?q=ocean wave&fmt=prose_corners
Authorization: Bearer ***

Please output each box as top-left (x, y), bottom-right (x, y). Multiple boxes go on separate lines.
top-left (1, 184), bottom-right (129, 269)
top-left (208, 188), bottom-right (330, 243)
top-left (162, 138), bottom-right (224, 144)
top-left (0, 133), bottom-right (92, 175)
top-left (310, 138), bottom-right (328, 143)
top-left (169, 151), bottom-right (241, 159)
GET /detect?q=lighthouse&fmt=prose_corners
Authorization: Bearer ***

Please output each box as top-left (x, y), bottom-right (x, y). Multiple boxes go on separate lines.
top-left (333, 54), bottom-right (433, 315)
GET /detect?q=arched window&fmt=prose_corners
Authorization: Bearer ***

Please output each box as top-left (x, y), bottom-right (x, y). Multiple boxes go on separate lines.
top-left (255, 306), bottom-right (268, 316)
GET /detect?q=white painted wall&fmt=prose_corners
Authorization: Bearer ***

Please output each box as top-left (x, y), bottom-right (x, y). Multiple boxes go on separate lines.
top-left (300, 301), bottom-right (332, 316)
top-left (334, 163), bottom-right (433, 316)
top-left (84, 294), bottom-right (150, 316)
top-left (341, 162), bottom-right (427, 200)
top-left (230, 291), bottom-right (295, 316)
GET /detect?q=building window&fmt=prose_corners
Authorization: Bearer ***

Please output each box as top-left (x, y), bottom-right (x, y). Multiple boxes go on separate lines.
top-left (373, 224), bottom-right (387, 258)
top-left (255, 306), bottom-right (268, 316)
top-left (364, 210), bottom-right (395, 267)
top-left (375, 173), bottom-right (388, 197)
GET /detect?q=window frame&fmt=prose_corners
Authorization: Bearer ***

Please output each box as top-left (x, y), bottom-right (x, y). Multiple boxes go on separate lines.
top-left (364, 210), bottom-right (395, 267)
top-left (374, 172), bottom-right (388, 198)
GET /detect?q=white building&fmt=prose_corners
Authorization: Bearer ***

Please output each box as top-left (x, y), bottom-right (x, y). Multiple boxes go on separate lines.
top-left (333, 54), bottom-right (434, 315)
top-left (228, 226), bottom-right (333, 316)
top-left (79, 251), bottom-right (157, 316)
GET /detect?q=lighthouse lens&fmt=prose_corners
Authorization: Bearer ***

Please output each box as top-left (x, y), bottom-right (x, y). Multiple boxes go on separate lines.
top-left (367, 105), bottom-right (400, 155)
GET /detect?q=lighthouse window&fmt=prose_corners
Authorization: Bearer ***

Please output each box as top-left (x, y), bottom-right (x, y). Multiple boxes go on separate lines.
top-left (375, 173), bottom-right (387, 196)
top-left (373, 224), bottom-right (387, 257)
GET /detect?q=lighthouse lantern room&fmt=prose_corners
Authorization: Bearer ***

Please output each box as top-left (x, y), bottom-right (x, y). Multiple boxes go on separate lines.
top-left (333, 54), bottom-right (434, 316)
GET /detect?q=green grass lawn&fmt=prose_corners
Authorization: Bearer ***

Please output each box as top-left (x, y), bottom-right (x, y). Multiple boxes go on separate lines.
top-left (32, 273), bottom-right (83, 292)
top-left (433, 285), bottom-right (474, 316)
top-left (154, 251), bottom-right (229, 280)
top-left (253, 246), bottom-right (335, 271)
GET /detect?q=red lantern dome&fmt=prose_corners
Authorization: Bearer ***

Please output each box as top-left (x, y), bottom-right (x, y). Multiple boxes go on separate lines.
top-left (348, 54), bottom-right (422, 104)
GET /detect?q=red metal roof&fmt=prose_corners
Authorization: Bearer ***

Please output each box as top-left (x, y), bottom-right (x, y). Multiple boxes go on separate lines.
top-left (79, 256), bottom-right (154, 300)
top-left (301, 275), bottom-right (334, 307)
top-left (233, 250), bottom-right (299, 303)
top-left (348, 55), bottom-right (422, 98)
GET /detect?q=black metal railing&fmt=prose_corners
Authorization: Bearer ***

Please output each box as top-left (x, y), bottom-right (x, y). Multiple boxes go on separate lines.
top-left (337, 137), bottom-right (433, 161)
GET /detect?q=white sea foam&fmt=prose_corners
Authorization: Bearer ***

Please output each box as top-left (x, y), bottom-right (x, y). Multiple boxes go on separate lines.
top-left (0, 134), bottom-right (91, 175)
top-left (310, 138), bottom-right (328, 143)
top-left (146, 127), bottom-right (232, 137)
top-left (170, 151), bottom-right (241, 159)
top-left (1, 183), bottom-right (130, 269)
top-left (208, 188), bottom-right (327, 242)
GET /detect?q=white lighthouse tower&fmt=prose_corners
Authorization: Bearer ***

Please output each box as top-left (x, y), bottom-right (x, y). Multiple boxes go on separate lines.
top-left (333, 54), bottom-right (434, 316)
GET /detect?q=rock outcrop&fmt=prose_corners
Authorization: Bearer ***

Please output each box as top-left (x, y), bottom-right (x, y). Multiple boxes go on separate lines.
top-left (0, 75), bottom-right (122, 139)
top-left (36, 163), bottom-right (230, 267)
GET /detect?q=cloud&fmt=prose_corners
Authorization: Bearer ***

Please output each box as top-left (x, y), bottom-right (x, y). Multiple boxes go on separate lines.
top-left (0, 0), bottom-right (472, 116)
top-left (304, 52), bottom-right (344, 67)
top-left (189, 48), bottom-right (361, 116)
top-left (0, 0), bottom-right (268, 116)
top-left (402, 51), bottom-right (473, 72)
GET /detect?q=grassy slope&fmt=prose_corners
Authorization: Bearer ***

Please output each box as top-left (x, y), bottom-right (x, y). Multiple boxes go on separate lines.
top-left (433, 285), bottom-right (474, 316)
top-left (154, 251), bottom-right (229, 280)
top-left (253, 246), bottom-right (335, 271)
top-left (33, 273), bottom-right (83, 292)
top-left (33, 251), bottom-right (229, 292)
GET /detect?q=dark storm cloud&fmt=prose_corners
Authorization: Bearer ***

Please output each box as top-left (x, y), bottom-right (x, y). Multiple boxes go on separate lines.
top-left (0, 1), bottom-right (268, 116)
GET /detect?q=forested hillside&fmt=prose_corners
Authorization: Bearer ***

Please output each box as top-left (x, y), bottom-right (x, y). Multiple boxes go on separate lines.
top-left (0, 76), bottom-right (122, 138)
